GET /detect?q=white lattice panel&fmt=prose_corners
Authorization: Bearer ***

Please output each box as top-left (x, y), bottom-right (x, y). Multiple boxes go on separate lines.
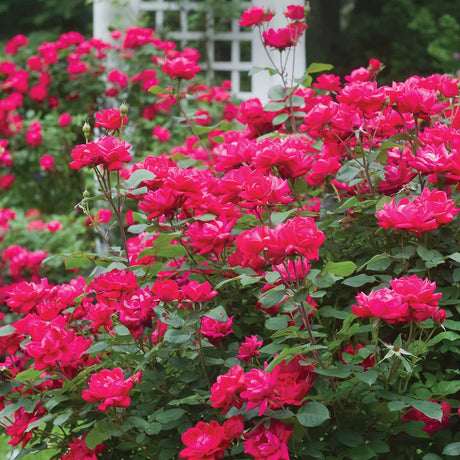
top-left (93, 0), bottom-right (306, 101)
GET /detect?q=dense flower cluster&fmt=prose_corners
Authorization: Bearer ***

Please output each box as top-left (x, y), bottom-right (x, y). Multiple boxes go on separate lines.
top-left (352, 275), bottom-right (445, 323)
top-left (0, 3), bottom-right (460, 459)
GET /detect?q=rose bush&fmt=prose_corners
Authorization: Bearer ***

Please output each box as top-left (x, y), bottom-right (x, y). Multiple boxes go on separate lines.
top-left (0, 3), bottom-right (460, 460)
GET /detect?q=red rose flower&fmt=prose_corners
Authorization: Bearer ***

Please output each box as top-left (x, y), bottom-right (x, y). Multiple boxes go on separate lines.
top-left (162, 57), bottom-right (200, 80)
top-left (244, 419), bottom-right (292, 460)
top-left (82, 368), bottom-right (142, 412)
top-left (239, 6), bottom-right (274, 27)
top-left (200, 316), bottom-right (234, 346)
top-left (180, 420), bottom-right (231, 460)
top-left (95, 108), bottom-right (128, 130)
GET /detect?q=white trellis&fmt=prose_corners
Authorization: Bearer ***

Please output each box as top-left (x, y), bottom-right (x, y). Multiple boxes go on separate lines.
top-left (93, 0), bottom-right (306, 101)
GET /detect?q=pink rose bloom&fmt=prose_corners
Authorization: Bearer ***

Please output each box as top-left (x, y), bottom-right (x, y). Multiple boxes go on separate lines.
top-left (390, 275), bottom-right (442, 322)
top-left (352, 287), bottom-right (410, 324)
top-left (152, 126), bottom-right (171, 141)
top-left (244, 419), bottom-right (293, 460)
top-left (58, 113), bottom-right (72, 127)
top-left (284, 5), bottom-right (305, 20)
top-left (82, 368), bottom-right (142, 412)
top-left (376, 197), bottom-right (438, 237)
top-left (239, 6), bottom-right (274, 27)
top-left (180, 420), bottom-right (231, 460)
top-left (210, 364), bottom-right (246, 414)
top-left (45, 220), bottom-right (63, 232)
top-left (61, 435), bottom-right (105, 460)
top-left (39, 154), bottom-right (54, 171)
top-left (181, 280), bottom-right (217, 303)
top-left (223, 415), bottom-right (244, 439)
top-left (162, 57), bottom-right (200, 80)
top-left (237, 335), bottom-right (263, 363)
top-left (94, 108), bottom-right (128, 130)
top-left (200, 316), bottom-right (234, 346)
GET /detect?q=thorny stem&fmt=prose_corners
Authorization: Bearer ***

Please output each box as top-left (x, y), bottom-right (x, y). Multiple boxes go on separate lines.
top-left (196, 323), bottom-right (211, 390)
top-left (94, 166), bottom-right (130, 263)
top-left (174, 80), bottom-right (213, 164)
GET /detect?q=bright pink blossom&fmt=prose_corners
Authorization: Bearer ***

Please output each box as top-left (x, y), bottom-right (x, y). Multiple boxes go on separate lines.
top-left (39, 154), bottom-right (54, 171)
top-left (162, 57), bottom-right (200, 80)
top-left (200, 316), bottom-right (234, 346)
top-left (210, 364), bottom-right (246, 414)
top-left (82, 368), bottom-right (142, 411)
top-left (95, 108), bottom-right (128, 130)
top-left (61, 435), bottom-right (105, 460)
top-left (239, 6), bottom-right (274, 27)
top-left (180, 420), bottom-right (231, 460)
top-left (352, 287), bottom-right (410, 324)
top-left (244, 419), bottom-right (292, 460)
top-left (237, 335), bottom-right (263, 363)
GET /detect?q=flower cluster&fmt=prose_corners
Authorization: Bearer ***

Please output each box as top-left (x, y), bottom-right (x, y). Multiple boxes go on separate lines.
top-left (1, 3), bottom-right (460, 459)
top-left (352, 275), bottom-right (445, 323)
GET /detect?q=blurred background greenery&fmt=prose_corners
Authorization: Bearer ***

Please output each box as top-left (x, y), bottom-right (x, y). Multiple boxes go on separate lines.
top-left (0, 0), bottom-right (459, 83)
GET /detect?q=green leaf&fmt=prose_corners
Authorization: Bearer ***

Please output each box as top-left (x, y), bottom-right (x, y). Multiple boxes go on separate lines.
top-left (15, 369), bottom-right (43, 381)
top-left (125, 169), bottom-right (156, 189)
top-left (306, 62), bottom-right (334, 74)
top-left (65, 255), bottom-right (91, 270)
top-left (164, 329), bottom-right (192, 344)
top-left (155, 408), bottom-right (185, 425)
top-left (264, 102), bottom-right (286, 111)
top-left (297, 402), bottom-right (330, 427)
top-left (355, 370), bottom-right (378, 386)
top-left (443, 443), bottom-right (460, 456)
top-left (405, 398), bottom-right (443, 422)
top-left (271, 209), bottom-right (296, 226)
top-left (423, 455), bottom-right (443, 460)
top-left (318, 306), bottom-right (350, 319)
top-left (443, 319), bottom-right (460, 330)
top-left (268, 84), bottom-right (286, 101)
top-left (336, 163), bottom-right (361, 182)
top-left (87, 341), bottom-right (110, 355)
top-left (448, 252), bottom-right (460, 264)
top-left (127, 223), bottom-right (148, 235)
top-left (85, 421), bottom-right (110, 450)
top-left (324, 261), bottom-right (357, 277)
top-left (205, 306), bottom-right (228, 323)
top-left (260, 287), bottom-right (285, 308)
top-left (314, 366), bottom-right (351, 378)
top-left (149, 85), bottom-right (170, 95)
top-left (359, 253), bottom-right (392, 272)
top-left (342, 274), bottom-right (376, 287)
top-left (114, 325), bottom-right (131, 336)
top-left (273, 113), bottom-right (289, 125)
top-left (416, 246), bottom-right (444, 268)
top-left (265, 271), bottom-right (281, 284)
top-left (0, 324), bottom-right (15, 337)
top-left (427, 331), bottom-right (460, 346)
top-left (239, 274), bottom-right (262, 286)
top-left (336, 430), bottom-right (363, 447)
top-left (194, 213), bottom-right (217, 222)
top-left (123, 416), bottom-right (151, 432)
top-left (265, 316), bottom-right (289, 331)
top-left (434, 380), bottom-right (460, 395)
top-left (156, 244), bottom-right (187, 257)
top-left (53, 409), bottom-right (72, 426)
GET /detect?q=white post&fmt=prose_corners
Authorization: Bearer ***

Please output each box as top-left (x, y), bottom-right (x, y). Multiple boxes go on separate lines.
top-left (93, 0), bottom-right (141, 41)
top-left (251, 0), bottom-right (306, 102)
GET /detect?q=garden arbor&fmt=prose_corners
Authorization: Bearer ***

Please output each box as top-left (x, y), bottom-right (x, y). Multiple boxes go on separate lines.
top-left (93, 0), bottom-right (306, 101)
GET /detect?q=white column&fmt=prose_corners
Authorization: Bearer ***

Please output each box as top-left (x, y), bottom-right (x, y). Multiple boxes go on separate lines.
top-left (93, 0), bottom-right (141, 40)
top-left (251, 0), bottom-right (306, 102)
